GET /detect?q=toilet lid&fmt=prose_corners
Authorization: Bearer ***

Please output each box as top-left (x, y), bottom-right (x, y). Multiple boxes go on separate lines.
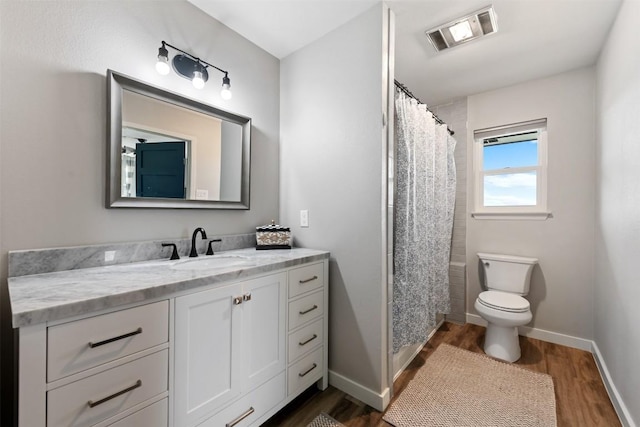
top-left (478, 291), bottom-right (530, 313)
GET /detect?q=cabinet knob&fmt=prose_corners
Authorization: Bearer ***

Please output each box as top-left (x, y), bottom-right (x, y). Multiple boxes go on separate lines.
top-left (243, 293), bottom-right (252, 302)
top-left (233, 296), bottom-right (243, 305)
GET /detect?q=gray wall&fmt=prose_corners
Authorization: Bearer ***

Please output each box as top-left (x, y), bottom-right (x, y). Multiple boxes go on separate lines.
top-left (280, 4), bottom-right (390, 400)
top-left (595, 0), bottom-right (640, 422)
top-left (466, 67), bottom-right (596, 340)
top-left (0, 1), bottom-right (280, 423)
top-left (432, 99), bottom-right (468, 324)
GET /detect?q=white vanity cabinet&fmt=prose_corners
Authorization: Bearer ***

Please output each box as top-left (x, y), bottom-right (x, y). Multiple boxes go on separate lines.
top-left (173, 263), bottom-right (329, 427)
top-left (19, 301), bottom-right (170, 427)
top-left (174, 272), bottom-right (287, 427)
top-left (286, 262), bottom-right (328, 396)
top-left (14, 251), bottom-right (329, 427)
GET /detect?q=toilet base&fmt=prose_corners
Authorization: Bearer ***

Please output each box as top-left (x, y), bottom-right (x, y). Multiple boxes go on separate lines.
top-left (484, 324), bottom-right (521, 362)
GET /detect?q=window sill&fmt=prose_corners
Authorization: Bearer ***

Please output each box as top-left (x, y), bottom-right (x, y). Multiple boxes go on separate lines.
top-left (471, 211), bottom-right (552, 220)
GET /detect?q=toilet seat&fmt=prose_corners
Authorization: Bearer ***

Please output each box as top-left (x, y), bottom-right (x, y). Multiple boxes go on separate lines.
top-left (477, 291), bottom-right (530, 313)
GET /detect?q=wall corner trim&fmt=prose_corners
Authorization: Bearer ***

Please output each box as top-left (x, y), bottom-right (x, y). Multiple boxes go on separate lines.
top-left (329, 370), bottom-right (390, 411)
top-left (592, 342), bottom-right (637, 427)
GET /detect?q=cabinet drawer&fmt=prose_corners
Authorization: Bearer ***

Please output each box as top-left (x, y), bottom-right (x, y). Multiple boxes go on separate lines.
top-left (287, 347), bottom-right (323, 397)
top-left (107, 398), bottom-right (167, 427)
top-left (197, 371), bottom-right (285, 427)
top-left (288, 291), bottom-right (323, 331)
top-left (288, 263), bottom-right (324, 298)
top-left (47, 349), bottom-right (168, 427)
top-left (288, 318), bottom-right (323, 363)
top-left (48, 301), bottom-right (169, 382)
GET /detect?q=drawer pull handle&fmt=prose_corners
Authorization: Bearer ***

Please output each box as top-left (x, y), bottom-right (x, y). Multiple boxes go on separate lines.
top-left (299, 305), bottom-right (318, 315)
top-left (298, 363), bottom-right (317, 377)
top-left (226, 407), bottom-right (255, 427)
top-left (299, 334), bottom-right (318, 346)
top-left (88, 327), bottom-right (142, 348)
top-left (87, 379), bottom-right (142, 408)
top-left (233, 296), bottom-right (243, 305)
top-left (299, 275), bottom-right (318, 284)
top-left (243, 293), bottom-right (252, 302)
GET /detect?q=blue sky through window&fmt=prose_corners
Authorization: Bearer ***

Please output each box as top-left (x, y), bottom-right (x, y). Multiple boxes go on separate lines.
top-left (483, 140), bottom-right (538, 170)
top-left (483, 139), bottom-right (538, 206)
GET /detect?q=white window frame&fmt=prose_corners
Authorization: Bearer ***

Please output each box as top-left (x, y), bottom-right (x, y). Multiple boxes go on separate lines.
top-left (472, 118), bottom-right (550, 220)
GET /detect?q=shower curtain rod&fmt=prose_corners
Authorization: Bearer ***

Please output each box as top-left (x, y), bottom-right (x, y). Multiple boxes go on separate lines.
top-left (394, 80), bottom-right (455, 136)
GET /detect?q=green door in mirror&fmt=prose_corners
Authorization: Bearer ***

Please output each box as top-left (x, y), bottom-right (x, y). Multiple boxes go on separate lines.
top-left (136, 142), bottom-right (186, 199)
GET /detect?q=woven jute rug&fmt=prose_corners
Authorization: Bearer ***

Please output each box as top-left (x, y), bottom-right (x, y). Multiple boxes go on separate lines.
top-left (383, 344), bottom-right (557, 427)
top-left (307, 412), bottom-right (345, 427)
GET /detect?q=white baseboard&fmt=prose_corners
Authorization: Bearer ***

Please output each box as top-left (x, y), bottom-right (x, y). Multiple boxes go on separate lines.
top-left (466, 313), bottom-right (592, 351)
top-left (591, 342), bottom-right (637, 427)
top-left (328, 370), bottom-right (390, 411)
top-left (466, 313), bottom-right (633, 426)
top-left (332, 318), bottom-right (445, 411)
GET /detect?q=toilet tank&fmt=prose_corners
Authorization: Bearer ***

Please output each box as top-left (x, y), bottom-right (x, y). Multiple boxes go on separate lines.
top-left (478, 253), bottom-right (538, 295)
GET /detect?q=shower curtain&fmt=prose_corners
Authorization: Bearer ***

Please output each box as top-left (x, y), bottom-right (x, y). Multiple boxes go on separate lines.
top-left (392, 88), bottom-right (456, 353)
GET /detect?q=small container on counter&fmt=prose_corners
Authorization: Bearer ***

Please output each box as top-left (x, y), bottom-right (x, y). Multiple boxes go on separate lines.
top-left (256, 220), bottom-right (292, 250)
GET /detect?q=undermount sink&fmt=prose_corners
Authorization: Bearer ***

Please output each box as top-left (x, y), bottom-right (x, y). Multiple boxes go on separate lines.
top-left (170, 255), bottom-right (255, 271)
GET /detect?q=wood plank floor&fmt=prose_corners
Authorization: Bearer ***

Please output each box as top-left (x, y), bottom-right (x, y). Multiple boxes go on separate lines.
top-left (262, 322), bottom-right (621, 427)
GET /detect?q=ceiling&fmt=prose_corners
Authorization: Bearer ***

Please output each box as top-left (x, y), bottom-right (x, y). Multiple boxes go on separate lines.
top-left (188, 0), bottom-right (622, 106)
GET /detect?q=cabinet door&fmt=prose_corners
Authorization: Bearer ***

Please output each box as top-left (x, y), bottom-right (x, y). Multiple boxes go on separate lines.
top-left (243, 272), bottom-right (287, 390)
top-left (174, 283), bottom-right (243, 427)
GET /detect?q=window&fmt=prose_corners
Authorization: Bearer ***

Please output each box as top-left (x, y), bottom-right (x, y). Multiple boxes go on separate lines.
top-left (473, 119), bottom-right (549, 219)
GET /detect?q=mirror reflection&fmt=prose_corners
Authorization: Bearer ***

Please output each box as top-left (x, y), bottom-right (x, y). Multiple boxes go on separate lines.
top-left (121, 90), bottom-right (242, 201)
top-left (107, 70), bottom-right (251, 209)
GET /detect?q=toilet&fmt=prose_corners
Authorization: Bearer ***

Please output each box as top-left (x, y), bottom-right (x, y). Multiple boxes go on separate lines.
top-left (474, 252), bottom-right (538, 362)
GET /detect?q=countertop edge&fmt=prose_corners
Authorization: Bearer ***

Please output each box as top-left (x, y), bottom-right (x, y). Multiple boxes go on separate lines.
top-left (11, 250), bottom-right (330, 328)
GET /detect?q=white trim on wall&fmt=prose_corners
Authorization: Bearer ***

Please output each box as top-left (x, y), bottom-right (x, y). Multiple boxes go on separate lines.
top-left (592, 342), bottom-right (637, 427)
top-left (329, 370), bottom-right (390, 411)
top-left (466, 313), bottom-right (632, 425)
top-left (466, 313), bottom-right (592, 351)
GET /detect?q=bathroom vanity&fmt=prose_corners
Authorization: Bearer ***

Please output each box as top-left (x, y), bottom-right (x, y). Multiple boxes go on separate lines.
top-left (9, 247), bottom-right (329, 427)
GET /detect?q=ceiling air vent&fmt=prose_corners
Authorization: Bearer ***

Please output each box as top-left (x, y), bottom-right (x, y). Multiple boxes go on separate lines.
top-left (425, 5), bottom-right (498, 52)
top-left (427, 30), bottom-right (448, 51)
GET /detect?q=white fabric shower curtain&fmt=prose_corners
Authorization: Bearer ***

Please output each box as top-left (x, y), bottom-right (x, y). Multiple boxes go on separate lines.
top-left (392, 89), bottom-right (456, 353)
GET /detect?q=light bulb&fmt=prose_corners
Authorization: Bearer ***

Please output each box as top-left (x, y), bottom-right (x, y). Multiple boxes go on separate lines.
top-left (221, 86), bottom-right (232, 100)
top-left (221, 75), bottom-right (232, 100)
top-left (449, 20), bottom-right (473, 42)
top-left (192, 71), bottom-right (205, 89)
top-left (156, 57), bottom-right (170, 75)
top-left (156, 45), bottom-right (170, 75)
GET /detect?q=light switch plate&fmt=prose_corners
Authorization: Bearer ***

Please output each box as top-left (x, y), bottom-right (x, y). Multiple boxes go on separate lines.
top-left (300, 210), bottom-right (309, 227)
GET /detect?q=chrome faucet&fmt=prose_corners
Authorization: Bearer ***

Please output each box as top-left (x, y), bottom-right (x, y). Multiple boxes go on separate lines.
top-left (189, 227), bottom-right (208, 257)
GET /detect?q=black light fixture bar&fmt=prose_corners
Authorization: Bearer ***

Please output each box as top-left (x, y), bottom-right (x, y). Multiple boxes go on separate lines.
top-left (156, 40), bottom-right (232, 99)
top-left (161, 41), bottom-right (229, 77)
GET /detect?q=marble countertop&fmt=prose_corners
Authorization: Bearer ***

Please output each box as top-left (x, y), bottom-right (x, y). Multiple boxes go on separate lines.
top-left (9, 247), bottom-right (329, 328)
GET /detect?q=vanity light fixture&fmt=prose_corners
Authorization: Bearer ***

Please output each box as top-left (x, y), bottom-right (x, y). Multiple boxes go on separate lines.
top-left (155, 41), bottom-right (232, 99)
